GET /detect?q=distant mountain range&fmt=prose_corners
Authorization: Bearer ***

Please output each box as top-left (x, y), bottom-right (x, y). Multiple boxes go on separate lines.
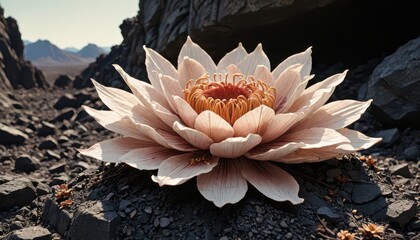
top-left (23, 40), bottom-right (108, 66)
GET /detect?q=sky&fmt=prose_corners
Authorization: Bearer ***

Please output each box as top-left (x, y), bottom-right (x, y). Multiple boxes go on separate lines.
top-left (0, 0), bottom-right (139, 49)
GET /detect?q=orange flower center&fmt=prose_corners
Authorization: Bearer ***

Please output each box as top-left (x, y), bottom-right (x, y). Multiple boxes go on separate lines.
top-left (183, 73), bottom-right (276, 125)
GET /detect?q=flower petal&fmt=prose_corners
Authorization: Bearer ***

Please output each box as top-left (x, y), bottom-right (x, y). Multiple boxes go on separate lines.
top-left (237, 44), bottom-right (270, 75)
top-left (292, 99), bottom-right (373, 131)
top-left (178, 57), bottom-right (207, 90)
top-left (132, 121), bottom-right (197, 152)
top-left (241, 159), bottom-right (303, 204)
top-left (288, 71), bottom-right (348, 113)
top-left (113, 65), bottom-right (171, 110)
top-left (273, 64), bottom-right (303, 111)
top-left (217, 42), bottom-right (248, 71)
top-left (194, 110), bottom-right (234, 142)
top-left (272, 47), bottom-right (312, 79)
top-left (152, 152), bottom-right (219, 186)
top-left (119, 147), bottom-right (180, 170)
top-left (337, 128), bottom-right (382, 150)
top-left (144, 46), bottom-right (178, 92)
top-left (277, 74), bottom-right (314, 113)
top-left (279, 127), bottom-right (350, 149)
top-left (197, 159), bottom-right (247, 207)
top-left (278, 144), bottom-right (351, 163)
top-left (253, 65), bottom-right (274, 86)
top-left (173, 121), bottom-right (214, 150)
top-left (233, 105), bottom-right (275, 137)
top-left (210, 134), bottom-right (262, 158)
top-left (79, 137), bottom-right (154, 162)
top-left (83, 106), bottom-right (151, 141)
top-left (261, 112), bottom-right (304, 143)
top-left (91, 79), bottom-right (140, 116)
top-left (246, 142), bottom-right (304, 161)
top-left (173, 96), bottom-right (198, 128)
top-left (178, 36), bottom-right (217, 75)
top-left (159, 74), bottom-right (183, 114)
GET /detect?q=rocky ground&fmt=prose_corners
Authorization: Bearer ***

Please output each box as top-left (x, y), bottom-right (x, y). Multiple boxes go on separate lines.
top-left (0, 58), bottom-right (419, 240)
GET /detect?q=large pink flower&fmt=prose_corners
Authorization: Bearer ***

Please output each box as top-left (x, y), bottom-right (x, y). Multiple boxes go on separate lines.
top-left (80, 37), bottom-right (381, 207)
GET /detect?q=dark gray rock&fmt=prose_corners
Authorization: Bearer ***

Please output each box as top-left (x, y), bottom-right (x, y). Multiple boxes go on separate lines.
top-left (374, 128), bottom-right (400, 146)
top-left (38, 136), bottom-right (58, 150)
top-left (386, 200), bottom-right (417, 225)
top-left (15, 155), bottom-right (40, 173)
top-left (0, 123), bottom-right (28, 145)
top-left (68, 200), bottom-right (121, 240)
top-left (45, 150), bottom-right (61, 160)
top-left (4, 225), bottom-right (51, 240)
top-left (326, 169), bottom-right (341, 178)
top-left (367, 37), bottom-right (420, 127)
top-left (50, 173), bottom-right (69, 186)
top-left (42, 198), bottom-right (60, 228)
top-left (48, 162), bottom-right (66, 174)
top-left (53, 94), bottom-right (79, 110)
top-left (317, 206), bottom-right (341, 223)
top-left (54, 75), bottom-right (73, 87)
top-left (389, 164), bottom-right (412, 178)
top-left (53, 108), bottom-right (75, 122)
top-left (37, 121), bottom-right (56, 137)
top-left (355, 197), bottom-right (388, 221)
top-left (35, 182), bottom-right (50, 196)
top-left (0, 177), bottom-right (37, 210)
top-left (404, 145), bottom-right (419, 161)
top-left (57, 209), bottom-right (73, 236)
top-left (352, 184), bottom-right (381, 204)
top-left (160, 217), bottom-right (171, 228)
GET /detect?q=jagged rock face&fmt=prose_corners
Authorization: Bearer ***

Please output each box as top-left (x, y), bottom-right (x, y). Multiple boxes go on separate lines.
top-left (367, 37), bottom-right (420, 127)
top-left (0, 5), bottom-right (47, 90)
top-left (75, 0), bottom-right (420, 94)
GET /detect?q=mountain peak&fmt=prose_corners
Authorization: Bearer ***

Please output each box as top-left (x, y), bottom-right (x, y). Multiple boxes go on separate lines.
top-left (77, 43), bottom-right (106, 58)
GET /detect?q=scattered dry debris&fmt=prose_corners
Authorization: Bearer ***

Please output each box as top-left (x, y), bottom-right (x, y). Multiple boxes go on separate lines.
top-left (359, 223), bottom-right (385, 239)
top-left (337, 229), bottom-right (355, 240)
top-left (54, 183), bottom-right (73, 209)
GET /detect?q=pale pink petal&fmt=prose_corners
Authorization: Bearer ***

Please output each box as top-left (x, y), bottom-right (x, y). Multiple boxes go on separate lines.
top-left (152, 152), bottom-right (219, 186)
top-left (173, 96), bottom-right (198, 128)
top-left (178, 36), bottom-right (217, 75)
top-left (79, 137), bottom-right (154, 162)
top-left (237, 44), bottom-right (270, 76)
top-left (233, 105), bottom-right (275, 137)
top-left (173, 121), bottom-right (214, 150)
top-left (261, 112), bottom-right (304, 143)
top-left (134, 89), bottom-right (180, 129)
top-left (130, 105), bottom-right (174, 133)
top-left (83, 106), bottom-right (151, 141)
top-left (217, 42), bottom-right (248, 71)
top-left (288, 71), bottom-right (348, 113)
top-left (197, 159), bottom-right (247, 207)
top-left (277, 74), bottom-right (314, 113)
top-left (119, 147), bottom-right (180, 170)
top-left (241, 159), bottom-right (303, 204)
top-left (337, 128), bottom-right (382, 150)
top-left (159, 74), bottom-right (183, 114)
top-left (292, 99), bottom-right (373, 131)
top-left (194, 110), bottom-right (234, 142)
top-left (91, 79), bottom-right (140, 116)
top-left (273, 64), bottom-right (303, 111)
top-left (272, 47), bottom-right (312, 79)
top-left (132, 121), bottom-right (197, 152)
top-left (253, 65), bottom-right (274, 86)
top-left (278, 143), bottom-right (354, 164)
top-left (246, 142), bottom-right (304, 161)
top-left (219, 64), bottom-right (242, 83)
top-left (279, 127), bottom-right (350, 149)
top-left (178, 57), bottom-right (207, 90)
top-left (143, 46), bottom-right (178, 92)
top-left (113, 65), bottom-right (171, 110)
top-left (210, 134), bottom-right (262, 158)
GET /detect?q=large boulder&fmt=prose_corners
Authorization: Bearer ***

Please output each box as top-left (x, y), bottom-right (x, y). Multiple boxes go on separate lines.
top-left (366, 37), bottom-right (420, 127)
top-left (0, 5), bottom-right (48, 89)
top-left (74, 0), bottom-right (419, 90)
